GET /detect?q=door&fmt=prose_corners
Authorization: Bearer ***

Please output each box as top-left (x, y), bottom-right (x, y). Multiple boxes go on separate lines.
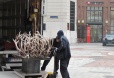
top-left (90, 25), bottom-right (102, 43)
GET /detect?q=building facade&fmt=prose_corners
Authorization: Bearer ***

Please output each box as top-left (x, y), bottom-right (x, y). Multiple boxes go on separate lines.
top-left (77, 0), bottom-right (114, 43)
top-left (42, 0), bottom-right (77, 43)
top-left (0, 0), bottom-right (77, 43)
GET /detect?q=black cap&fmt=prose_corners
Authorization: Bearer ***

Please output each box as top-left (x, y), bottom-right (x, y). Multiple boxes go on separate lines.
top-left (57, 30), bottom-right (64, 38)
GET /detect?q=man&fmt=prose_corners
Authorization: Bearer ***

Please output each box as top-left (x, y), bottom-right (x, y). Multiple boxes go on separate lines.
top-left (41, 38), bottom-right (60, 74)
top-left (55, 30), bottom-right (71, 78)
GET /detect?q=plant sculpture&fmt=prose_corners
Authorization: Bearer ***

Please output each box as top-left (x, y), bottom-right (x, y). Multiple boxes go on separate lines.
top-left (13, 31), bottom-right (53, 58)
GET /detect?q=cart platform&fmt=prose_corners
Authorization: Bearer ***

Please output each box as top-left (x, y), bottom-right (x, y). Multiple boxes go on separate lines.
top-left (14, 69), bottom-right (48, 78)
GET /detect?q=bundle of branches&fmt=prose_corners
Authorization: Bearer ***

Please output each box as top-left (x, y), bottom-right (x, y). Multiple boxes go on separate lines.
top-left (13, 31), bottom-right (53, 58)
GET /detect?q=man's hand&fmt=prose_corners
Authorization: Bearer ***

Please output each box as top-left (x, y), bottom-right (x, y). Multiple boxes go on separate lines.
top-left (53, 47), bottom-right (58, 56)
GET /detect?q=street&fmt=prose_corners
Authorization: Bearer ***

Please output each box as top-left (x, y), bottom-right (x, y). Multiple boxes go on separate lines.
top-left (42, 43), bottom-right (114, 78)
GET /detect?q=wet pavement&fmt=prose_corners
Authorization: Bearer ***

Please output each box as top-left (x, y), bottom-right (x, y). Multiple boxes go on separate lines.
top-left (41, 43), bottom-right (114, 78)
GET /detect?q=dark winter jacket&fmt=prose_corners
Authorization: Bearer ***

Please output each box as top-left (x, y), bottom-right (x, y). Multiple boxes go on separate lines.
top-left (56, 30), bottom-right (71, 59)
top-left (52, 38), bottom-right (60, 47)
top-left (49, 38), bottom-right (60, 57)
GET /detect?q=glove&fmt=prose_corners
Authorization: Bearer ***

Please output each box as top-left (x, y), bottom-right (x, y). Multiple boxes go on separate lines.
top-left (53, 48), bottom-right (58, 56)
top-left (55, 47), bottom-right (58, 52)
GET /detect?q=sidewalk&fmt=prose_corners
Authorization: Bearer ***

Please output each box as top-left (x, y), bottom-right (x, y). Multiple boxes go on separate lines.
top-left (42, 43), bottom-right (114, 78)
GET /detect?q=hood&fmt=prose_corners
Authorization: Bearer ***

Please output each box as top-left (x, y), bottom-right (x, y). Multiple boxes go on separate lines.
top-left (57, 30), bottom-right (64, 38)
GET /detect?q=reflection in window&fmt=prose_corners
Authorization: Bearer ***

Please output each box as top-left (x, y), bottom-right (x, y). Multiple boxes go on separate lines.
top-left (95, 7), bottom-right (98, 10)
top-left (99, 7), bottom-right (102, 10)
top-left (91, 7), bottom-right (94, 10)
top-left (43, 0), bottom-right (45, 4)
top-left (87, 7), bottom-right (90, 10)
top-left (111, 9), bottom-right (114, 19)
top-left (86, 7), bottom-right (102, 23)
top-left (110, 8), bottom-right (114, 34)
top-left (111, 8), bottom-right (114, 10)
top-left (91, 11), bottom-right (95, 22)
top-left (87, 11), bottom-right (91, 21)
top-left (94, 11), bottom-right (99, 22)
top-left (99, 11), bottom-right (102, 22)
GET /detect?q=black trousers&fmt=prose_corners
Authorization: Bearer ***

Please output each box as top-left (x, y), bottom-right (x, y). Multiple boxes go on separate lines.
top-left (41, 56), bottom-right (59, 72)
top-left (60, 58), bottom-right (70, 78)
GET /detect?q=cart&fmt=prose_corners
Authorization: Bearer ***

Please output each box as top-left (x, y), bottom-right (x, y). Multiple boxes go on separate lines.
top-left (14, 57), bottom-right (50, 78)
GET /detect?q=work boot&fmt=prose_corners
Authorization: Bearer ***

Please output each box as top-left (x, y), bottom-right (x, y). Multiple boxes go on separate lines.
top-left (41, 66), bottom-right (46, 71)
top-left (54, 71), bottom-right (58, 77)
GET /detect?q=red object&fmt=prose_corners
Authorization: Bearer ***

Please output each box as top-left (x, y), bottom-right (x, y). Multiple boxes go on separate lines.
top-left (87, 25), bottom-right (91, 43)
top-left (3, 42), bottom-right (16, 50)
top-left (87, 2), bottom-right (91, 5)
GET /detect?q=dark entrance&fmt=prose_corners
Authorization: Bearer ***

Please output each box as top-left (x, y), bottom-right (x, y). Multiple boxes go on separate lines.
top-left (90, 25), bottom-right (102, 42)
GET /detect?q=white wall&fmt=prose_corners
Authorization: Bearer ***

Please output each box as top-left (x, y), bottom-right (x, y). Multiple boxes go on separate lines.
top-left (69, 0), bottom-right (77, 43)
top-left (42, 0), bottom-right (77, 43)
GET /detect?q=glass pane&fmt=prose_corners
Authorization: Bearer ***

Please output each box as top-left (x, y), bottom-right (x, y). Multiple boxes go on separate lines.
top-left (111, 8), bottom-right (114, 10)
top-left (95, 7), bottom-right (98, 10)
top-left (110, 19), bottom-right (114, 34)
top-left (91, 7), bottom-right (94, 10)
top-left (43, 6), bottom-right (45, 14)
top-left (90, 25), bottom-right (102, 42)
top-left (87, 7), bottom-right (90, 10)
top-left (110, 29), bottom-right (114, 34)
top-left (87, 11), bottom-right (91, 22)
top-left (99, 11), bottom-right (102, 22)
top-left (43, 0), bottom-right (45, 4)
top-left (87, 7), bottom-right (103, 23)
top-left (111, 11), bottom-right (114, 18)
top-left (91, 11), bottom-right (95, 22)
top-left (91, 25), bottom-right (98, 42)
top-left (97, 26), bottom-right (102, 42)
top-left (94, 11), bottom-right (99, 22)
top-left (111, 19), bottom-right (114, 26)
top-left (99, 7), bottom-right (102, 10)
top-left (112, 26), bottom-right (114, 31)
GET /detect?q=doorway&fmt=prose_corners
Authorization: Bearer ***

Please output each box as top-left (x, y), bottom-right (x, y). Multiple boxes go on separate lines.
top-left (90, 25), bottom-right (102, 43)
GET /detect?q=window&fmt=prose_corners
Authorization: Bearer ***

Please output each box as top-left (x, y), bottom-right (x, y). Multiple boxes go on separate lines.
top-left (43, 6), bottom-right (45, 14)
top-left (70, 1), bottom-right (75, 31)
top-left (99, 11), bottom-right (102, 22)
top-left (86, 7), bottom-right (103, 23)
top-left (110, 8), bottom-right (114, 34)
top-left (87, 7), bottom-right (90, 10)
top-left (43, 0), bottom-right (45, 4)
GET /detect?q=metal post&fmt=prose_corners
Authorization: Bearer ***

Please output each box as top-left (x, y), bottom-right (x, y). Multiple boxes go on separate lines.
top-left (40, 0), bottom-right (43, 35)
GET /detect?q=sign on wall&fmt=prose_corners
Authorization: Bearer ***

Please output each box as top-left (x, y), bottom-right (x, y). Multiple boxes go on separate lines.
top-left (50, 16), bottom-right (58, 19)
